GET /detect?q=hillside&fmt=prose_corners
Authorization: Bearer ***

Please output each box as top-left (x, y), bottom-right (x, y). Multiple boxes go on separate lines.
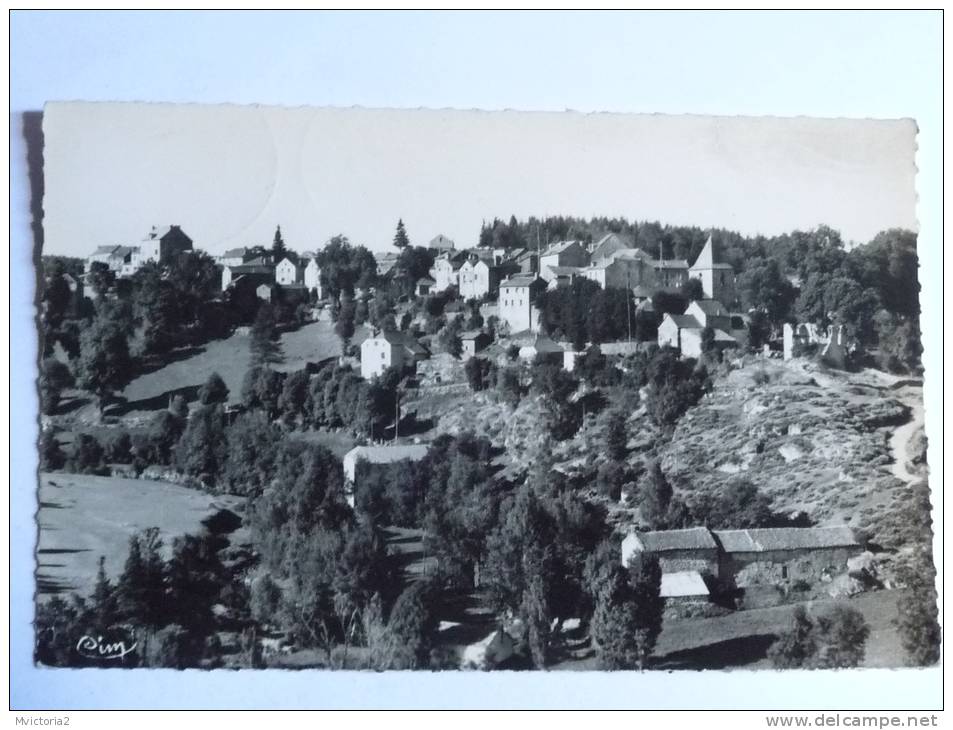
top-left (656, 358), bottom-right (930, 554)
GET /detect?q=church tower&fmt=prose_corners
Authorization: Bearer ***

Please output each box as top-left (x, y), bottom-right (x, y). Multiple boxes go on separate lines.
top-left (689, 234), bottom-right (736, 306)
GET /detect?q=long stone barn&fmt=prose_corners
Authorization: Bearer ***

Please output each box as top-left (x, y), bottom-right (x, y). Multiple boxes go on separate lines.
top-left (622, 526), bottom-right (863, 607)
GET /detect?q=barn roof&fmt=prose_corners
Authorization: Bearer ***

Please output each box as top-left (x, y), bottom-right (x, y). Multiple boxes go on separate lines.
top-left (664, 314), bottom-right (702, 329)
top-left (344, 444), bottom-right (430, 465)
top-left (634, 527), bottom-right (718, 552)
top-left (660, 570), bottom-right (710, 598)
top-left (713, 527), bottom-right (860, 553)
top-left (690, 299), bottom-right (729, 316)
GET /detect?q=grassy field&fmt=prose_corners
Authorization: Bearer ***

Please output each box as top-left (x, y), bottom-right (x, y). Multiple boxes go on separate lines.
top-left (549, 588), bottom-right (907, 671)
top-left (121, 320), bottom-right (352, 409)
top-left (36, 472), bottom-right (244, 598)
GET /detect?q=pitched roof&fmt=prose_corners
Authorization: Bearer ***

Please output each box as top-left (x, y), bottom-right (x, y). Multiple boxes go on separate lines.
top-left (460, 330), bottom-right (489, 341)
top-left (526, 334), bottom-right (564, 354)
top-left (545, 265), bottom-right (583, 276)
top-left (344, 444), bottom-right (430, 466)
top-left (416, 277), bottom-right (436, 286)
top-left (500, 274), bottom-right (542, 289)
top-left (652, 259), bottom-right (690, 269)
top-left (660, 570), bottom-right (710, 598)
top-left (690, 299), bottom-right (728, 316)
top-left (542, 240), bottom-right (582, 256)
top-left (91, 244), bottom-right (121, 255)
top-left (611, 248), bottom-right (654, 262)
top-left (634, 527), bottom-right (718, 552)
top-left (222, 247), bottom-right (249, 258)
top-left (665, 314), bottom-right (702, 329)
top-left (228, 264), bottom-right (273, 276)
top-left (712, 329), bottom-right (739, 343)
top-left (691, 235), bottom-right (734, 270)
top-left (713, 527), bottom-right (859, 553)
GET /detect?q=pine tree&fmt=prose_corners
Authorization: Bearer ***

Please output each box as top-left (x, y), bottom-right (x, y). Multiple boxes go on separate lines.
top-left (606, 409), bottom-right (628, 462)
top-left (249, 304), bottom-right (283, 366)
top-left (393, 219), bottom-right (410, 249)
top-left (90, 556), bottom-right (120, 629)
top-left (272, 225), bottom-right (287, 262)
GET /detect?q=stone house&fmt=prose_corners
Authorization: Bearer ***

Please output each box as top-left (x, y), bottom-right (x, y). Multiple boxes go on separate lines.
top-left (622, 527), bottom-right (720, 576)
top-left (539, 240), bottom-right (590, 270)
top-left (658, 306), bottom-right (740, 359)
top-left (498, 275), bottom-right (546, 333)
top-left (623, 526), bottom-right (863, 602)
top-left (712, 527), bottom-right (862, 592)
top-left (584, 248), bottom-right (656, 290)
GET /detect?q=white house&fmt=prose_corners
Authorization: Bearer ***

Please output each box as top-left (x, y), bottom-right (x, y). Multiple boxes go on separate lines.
top-left (498, 275), bottom-right (546, 333)
top-left (658, 310), bottom-right (739, 359)
top-left (303, 258), bottom-right (323, 297)
top-left (459, 257), bottom-right (507, 300)
top-left (430, 250), bottom-right (467, 292)
top-left (360, 330), bottom-right (427, 379)
top-left (137, 225), bottom-right (193, 264)
top-left (275, 257), bottom-right (304, 286)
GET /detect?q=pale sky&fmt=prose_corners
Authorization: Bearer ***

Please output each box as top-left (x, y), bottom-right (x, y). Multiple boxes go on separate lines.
top-left (42, 102), bottom-right (917, 257)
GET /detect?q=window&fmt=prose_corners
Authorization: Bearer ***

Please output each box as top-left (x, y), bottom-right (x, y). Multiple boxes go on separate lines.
top-left (381, 352), bottom-right (385, 360)
top-left (781, 566), bottom-right (788, 579)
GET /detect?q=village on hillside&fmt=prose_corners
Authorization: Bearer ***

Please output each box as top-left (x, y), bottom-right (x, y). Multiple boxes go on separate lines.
top-left (35, 215), bottom-right (937, 672)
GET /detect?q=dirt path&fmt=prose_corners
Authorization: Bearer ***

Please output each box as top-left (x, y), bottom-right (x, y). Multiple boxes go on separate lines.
top-left (888, 388), bottom-right (924, 484)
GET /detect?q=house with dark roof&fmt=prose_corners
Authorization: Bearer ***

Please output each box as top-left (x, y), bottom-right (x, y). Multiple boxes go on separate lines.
top-left (428, 234), bottom-right (455, 251)
top-left (222, 261), bottom-right (275, 291)
top-left (623, 525), bottom-right (862, 604)
top-left (138, 225), bottom-right (193, 265)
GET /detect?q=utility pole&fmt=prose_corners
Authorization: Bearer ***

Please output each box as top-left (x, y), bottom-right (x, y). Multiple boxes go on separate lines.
top-left (627, 267), bottom-right (632, 343)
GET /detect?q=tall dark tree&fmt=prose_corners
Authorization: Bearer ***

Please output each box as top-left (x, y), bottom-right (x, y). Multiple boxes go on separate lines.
top-left (272, 225), bottom-right (287, 262)
top-left (334, 297), bottom-right (357, 352)
top-left (393, 219), bottom-right (410, 249)
top-left (249, 304), bottom-right (283, 366)
top-left (75, 312), bottom-right (132, 413)
top-left (590, 553), bottom-right (663, 670)
top-left (198, 372), bottom-right (229, 405)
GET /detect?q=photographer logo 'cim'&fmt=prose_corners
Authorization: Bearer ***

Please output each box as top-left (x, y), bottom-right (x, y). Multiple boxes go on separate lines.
top-left (76, 630), bottom-right (138, 662)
